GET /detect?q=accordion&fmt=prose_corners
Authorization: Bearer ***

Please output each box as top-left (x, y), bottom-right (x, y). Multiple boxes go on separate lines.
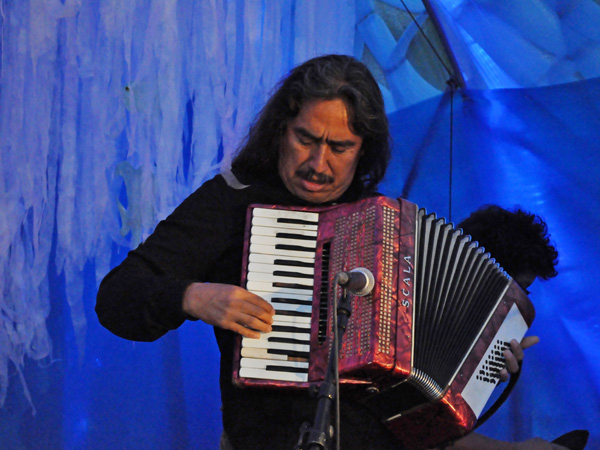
top-left (232, 196), bottom-right (535, 450)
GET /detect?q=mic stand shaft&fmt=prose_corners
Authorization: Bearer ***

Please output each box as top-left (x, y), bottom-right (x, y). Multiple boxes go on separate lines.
top-left (295, 286), bottom-right (353, 450)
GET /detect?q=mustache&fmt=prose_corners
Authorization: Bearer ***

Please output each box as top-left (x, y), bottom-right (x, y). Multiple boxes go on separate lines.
top-left (296, 167), bottom-right (333, 185)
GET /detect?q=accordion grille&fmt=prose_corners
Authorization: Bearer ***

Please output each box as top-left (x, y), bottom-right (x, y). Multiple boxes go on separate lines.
top-left (329, 206), bottom-right (377, 359)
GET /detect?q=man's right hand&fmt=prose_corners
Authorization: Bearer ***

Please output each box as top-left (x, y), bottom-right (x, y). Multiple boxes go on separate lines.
top-left (182, 282), bottom-right (275, 338)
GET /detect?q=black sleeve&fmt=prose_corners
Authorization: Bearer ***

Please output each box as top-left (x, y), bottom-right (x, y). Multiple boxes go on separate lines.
top-left (95, 175), bottom-right (245, 342)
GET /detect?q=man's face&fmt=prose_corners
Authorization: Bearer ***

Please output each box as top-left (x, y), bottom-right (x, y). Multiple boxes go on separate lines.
top-left (278, 98), bottom-right (363, 204)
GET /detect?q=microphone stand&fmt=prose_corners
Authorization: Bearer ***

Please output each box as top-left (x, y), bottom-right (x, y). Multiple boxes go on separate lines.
top-left (295, 278), bottom-right (353, 450)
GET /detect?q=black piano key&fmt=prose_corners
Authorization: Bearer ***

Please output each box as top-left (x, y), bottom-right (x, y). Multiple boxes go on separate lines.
top-left (265, 364), bottom-right (308, 374)
top-left (275, 232), bottom-right (317, 241)
top-left (269, 336), bottom-right (310, 345)
top-left (273, 270), bottom-right (314, 279)
top-left (272, 281), bottom-right (313, 290)
top-left (272, 324), bottom-right (310, 334)
top-left (276, 243), bottom-right (315, 253)
top-left (274, 258), bottom-right (314, 268)
top-left (276, 218), bottom-right (318, 226)
top-left (271, 297), bottom-right (312, 306)
top-left (276, 310), bottom-right (311, 318)
top-left (268, 348), bottom-right (310, 360)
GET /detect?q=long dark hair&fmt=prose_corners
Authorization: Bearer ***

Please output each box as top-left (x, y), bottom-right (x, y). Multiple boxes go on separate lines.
top-left (231, 54), bottom-right (391, 195)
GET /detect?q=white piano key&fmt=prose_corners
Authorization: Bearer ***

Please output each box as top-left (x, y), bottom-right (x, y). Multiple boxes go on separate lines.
top-left (270, 303), bottom-right (313, 314)
top-left (271, 320), bottom-right (311, 333)
top-left (251, 216), bottom-right (318, 232)
top-left (241, 344), bottom-right (310, 361)
top-left (247, 280), bottom-right (313, 295)
top-left (250, 291), bottom-right (313, 324)
top-left (242, 336), bottom-right (310, 353)
top-left (239, 367), bottom-right (308, 383)
top-left (250, 244), bottom-right (316, 260)
top-left (240, 357), bottom-right (309, 382)
top-left (240, 341), bottom-right (310, 354)
top-left (241, 357), bottom-right (309, 370)
top-left (270, 303), bottom-right (312, 315)
top-left (262, 327), bottom-right (311, 338)
top-left (271, 301), bottom-right (313, 313)
top-left (247, 272), bottom-right (313, 286)
top-left (250, 224), bottom-right (317, 238)
top-left (251, 290), bottom-right (313, 303)
top-left (241, 347), bottom-right (289, 361)
top-left (248, 252), bottom-right (315, 267)
top-left (253, 208), bottom-right (319, 223)
top-left (244, 327), bottom-right (310, 340)
top-left (250, 234), bottom-right (317, 250)
top-left (248, 262), bottom-right (315, 276)
top-left (273, 313), bottom-right (311, 325)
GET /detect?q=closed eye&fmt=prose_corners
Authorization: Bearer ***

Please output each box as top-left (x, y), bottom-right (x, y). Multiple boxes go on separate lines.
top-left (292, 126), bottom-right (360, 153)
top-left (298, 137), bottom-right (314, 146)
top-left (329, 140), bottom-right (360, 155)
top-left (294, 128), bottom-right (318, 146)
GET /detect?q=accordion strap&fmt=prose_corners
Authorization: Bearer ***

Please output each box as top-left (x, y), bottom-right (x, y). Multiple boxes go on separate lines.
top-left (473, 363), bottom-right (522, 431)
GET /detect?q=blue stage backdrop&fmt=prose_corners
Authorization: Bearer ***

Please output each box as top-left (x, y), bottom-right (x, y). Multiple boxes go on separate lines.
top-left (1, 1), bottom-right (599, 449)
top-left (379, 76), bottom-right (600, 445)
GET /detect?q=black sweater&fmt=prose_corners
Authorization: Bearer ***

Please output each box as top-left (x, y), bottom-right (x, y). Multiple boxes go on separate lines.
top-left (96, 174), bottom-right (401, 449)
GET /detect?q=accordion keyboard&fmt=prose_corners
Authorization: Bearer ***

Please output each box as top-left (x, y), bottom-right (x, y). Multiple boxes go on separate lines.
top-left (239, 207), bottom-right (320, 382)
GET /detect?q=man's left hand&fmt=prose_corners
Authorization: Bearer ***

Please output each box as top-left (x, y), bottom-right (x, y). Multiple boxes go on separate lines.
top-left (499, 335), bottom-right (540, 381)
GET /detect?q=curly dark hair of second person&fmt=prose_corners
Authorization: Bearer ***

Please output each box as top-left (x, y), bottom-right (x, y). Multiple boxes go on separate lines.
top-left (231, 54), bottom-right (391, 195)
top-left (457, 205), bottom-right (559, 280)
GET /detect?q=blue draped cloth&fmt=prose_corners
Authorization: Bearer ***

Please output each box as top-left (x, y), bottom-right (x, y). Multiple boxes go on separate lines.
top-left (380, 76), bottom-right (600, 444)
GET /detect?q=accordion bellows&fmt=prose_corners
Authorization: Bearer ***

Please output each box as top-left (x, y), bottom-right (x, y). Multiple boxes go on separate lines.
top-left (232, 196), bottom-right (534, 449)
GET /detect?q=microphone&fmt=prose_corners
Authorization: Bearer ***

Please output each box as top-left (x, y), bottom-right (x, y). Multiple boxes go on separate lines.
top-left (336, 268), bottom-right (375, 296)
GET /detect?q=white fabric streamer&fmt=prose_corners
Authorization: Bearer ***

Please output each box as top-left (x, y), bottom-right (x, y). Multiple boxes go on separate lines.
top-left (0, 0), bottom-right (356, 413)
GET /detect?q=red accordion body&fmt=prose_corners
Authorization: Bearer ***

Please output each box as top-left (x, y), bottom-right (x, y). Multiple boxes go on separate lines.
top-left (232, 196), bottom-right (535, 449)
